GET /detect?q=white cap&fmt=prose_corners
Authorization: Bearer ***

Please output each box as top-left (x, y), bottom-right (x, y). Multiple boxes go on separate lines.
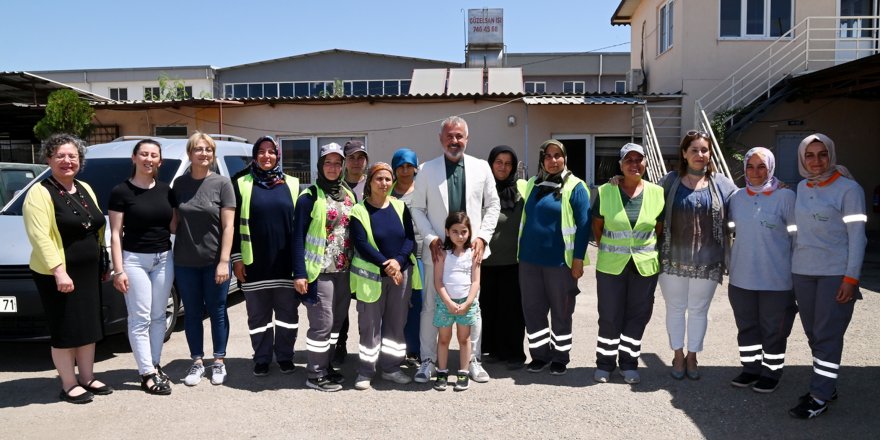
top-left (619, 143), bottom-right (645, 159)
top-left (320, 142), bottom-right (344, 158)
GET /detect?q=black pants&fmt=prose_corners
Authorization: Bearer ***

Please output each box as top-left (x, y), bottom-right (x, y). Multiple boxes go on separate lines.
top-left (595, 261), bottom-right (657, 372)
top-left (480, 264), bottom-right (526, 363)
top-left (728, 284), bottom-right (797, 379)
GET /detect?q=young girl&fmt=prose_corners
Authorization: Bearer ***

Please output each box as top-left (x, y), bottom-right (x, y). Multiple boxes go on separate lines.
top-left (433, 212), bottom-right (481, 392)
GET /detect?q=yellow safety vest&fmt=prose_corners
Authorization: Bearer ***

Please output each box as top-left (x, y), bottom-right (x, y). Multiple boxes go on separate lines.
top-left (302, 185), bottom-right (355, 282)
top-left (595, 182), bottom-right (664, 276)
top-left (236, 174), bottom-right (299, 265)
top-left (518, 176), bottom-right (589, 268)
top-left (349, 199), bottom-right (422, 302)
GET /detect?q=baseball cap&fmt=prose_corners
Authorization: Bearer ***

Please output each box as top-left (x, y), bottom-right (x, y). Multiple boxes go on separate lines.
top-left (344, 140), bottom-right (368, 159)
top-left (619, 143), bottom-right (646, 159)
top-left (320, 142), bottom-right (344, 158)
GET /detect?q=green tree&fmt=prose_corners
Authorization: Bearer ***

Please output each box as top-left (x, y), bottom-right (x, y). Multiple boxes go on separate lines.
top-left (33, 89), bottom-right (95, 140)
top-left (145, 72), bottom-right (191, 100)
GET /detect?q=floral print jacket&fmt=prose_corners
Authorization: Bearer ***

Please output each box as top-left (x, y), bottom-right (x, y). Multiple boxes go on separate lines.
top-left (321, 194), bottom-right (354, 273)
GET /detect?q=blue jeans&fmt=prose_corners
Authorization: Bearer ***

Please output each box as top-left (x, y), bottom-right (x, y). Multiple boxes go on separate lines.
top-left (175, 263), bottom-right (231, 359)
top-left (123, 250), bottom-right (174, 375)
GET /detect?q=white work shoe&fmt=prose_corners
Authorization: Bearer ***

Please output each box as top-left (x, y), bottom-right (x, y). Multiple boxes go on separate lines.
top-left (382, 370), bottom-right (413, 384)
top-left (414, 359), bottom-right (435, 383)
top-left (469, 359), bottom-right (490, 383)
top-left (354, 375), bottom-right (372, 390)
top-left (210, 362), bottom-right (227, 385)
top-left (183, 362), bottom-right (205, 386)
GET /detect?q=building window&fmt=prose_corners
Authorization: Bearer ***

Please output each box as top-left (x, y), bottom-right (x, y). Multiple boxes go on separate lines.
top-left (614, 81), bottom-right (627, 94)
top-left (144, 87), bottom-right (161, 100)
top-left (109, 88), bottom-right (128, 101)
top-left (658, 0), bottom-right (674, 54)
top-left (279, 135), bottom-right (367, 184)
top-left (524, 81), bottom-right (546, 94)
top-left (154, 126), bottom-right (188, 138)
top-left (563, 81), bottom-right (585, 94)
top-left (720, 0), bottom-right (792, 38)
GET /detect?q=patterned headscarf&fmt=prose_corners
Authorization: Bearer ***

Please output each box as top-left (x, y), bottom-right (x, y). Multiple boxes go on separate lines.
top-left (797, 133), bottom-right (853, 183)
top-left (363, 162), bottom-right (393, 199)
top-left (250, 136), bottom-right (284, 189)
top-left (535, 139), bottom-right (572, 200)
top-left (743, 147), bottom-right (780, 193)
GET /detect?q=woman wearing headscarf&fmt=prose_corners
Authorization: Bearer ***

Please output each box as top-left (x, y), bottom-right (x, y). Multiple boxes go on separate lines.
top-left (657, 130), bottom-right (737, 380)
top-left (390, 148), bottom-right (424, 367)
top-left (350, 162), bottom-right (417, 390)
top-left (231, 136), bottom-right (301, 378)
top-left (788, 134), bottom-right (866, 419)
top-left (292, 142), bottom-right (355, 392)
top-left (518, 139), bottom-right (590, 376)
top-left (591, 143), bottom-right (664, 385)
top-left (727, 147), bottom-right (797, 394)
top-left (480, 145), bottom-right (528, 370)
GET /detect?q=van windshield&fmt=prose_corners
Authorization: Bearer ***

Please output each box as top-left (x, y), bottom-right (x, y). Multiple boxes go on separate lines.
top-left (1, 158), bottom-right (181, 216)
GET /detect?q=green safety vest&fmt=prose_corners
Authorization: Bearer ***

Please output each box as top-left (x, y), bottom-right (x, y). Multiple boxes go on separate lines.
top-left (302, 185), bottom-right (355, 282)
top-left (518, 176), bottom-right (590, 268)
top-left (236, 174), bottom-right (300, 265)
top-left (595, 182), bottom-right (664, 276)
top-left (349, 198), bottom-right (422, 303)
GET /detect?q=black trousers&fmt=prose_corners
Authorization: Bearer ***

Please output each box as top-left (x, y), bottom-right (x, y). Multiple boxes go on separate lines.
top-left (480, 264), bottom-right (526, 363)
top-left (595, 261), bottom-right (657, 372)
top-left (728, 284), bottom-right (797, 379)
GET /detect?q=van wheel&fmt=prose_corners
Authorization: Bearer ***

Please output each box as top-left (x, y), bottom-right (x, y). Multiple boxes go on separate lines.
top-left (163, 286), bottom-right (181, 342)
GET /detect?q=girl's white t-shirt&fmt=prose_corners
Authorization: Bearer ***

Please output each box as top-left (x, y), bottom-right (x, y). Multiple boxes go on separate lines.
top-left (442, 248), bottom-right (473, 300)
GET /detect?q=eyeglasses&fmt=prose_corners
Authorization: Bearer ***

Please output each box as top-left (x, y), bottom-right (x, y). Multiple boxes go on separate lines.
top-left (191, 147), bottom-right (214, 154)
top-left (51, 154), bottom-right (79, 161)
top-left (686, 130), bottom-right (710, 139)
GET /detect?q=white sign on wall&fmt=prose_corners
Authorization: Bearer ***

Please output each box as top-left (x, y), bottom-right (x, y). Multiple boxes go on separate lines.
top-left (468, 8), bottom-right (503, 45)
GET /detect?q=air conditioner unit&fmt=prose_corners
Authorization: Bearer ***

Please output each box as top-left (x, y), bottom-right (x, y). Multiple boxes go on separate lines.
top-left (627, 69), bottom-right (645, 93)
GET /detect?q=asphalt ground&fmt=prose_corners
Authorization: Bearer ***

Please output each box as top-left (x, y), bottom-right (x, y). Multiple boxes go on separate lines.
top-left (1, 245), bottom-right (879, 439)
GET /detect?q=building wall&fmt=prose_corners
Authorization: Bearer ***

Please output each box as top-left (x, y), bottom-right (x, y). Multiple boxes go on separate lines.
top-left (34, 67), bottom-right (215, 100)
top-left (93, 99), bottom-right (634, 185)
top-left (627, 0), bottom-right (836, 134)
top-left (58, 80), bottom-right (214, 100)
top-left (730, 97), bottom-right (880, 231)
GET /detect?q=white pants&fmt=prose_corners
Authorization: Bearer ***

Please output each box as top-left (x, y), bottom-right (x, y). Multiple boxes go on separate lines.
top-left (123, 250), bottom-right (174, 375)
top-left (419, 257), bottom-right (482, 362)
top-left (658, 273), bottom-right (718, 353)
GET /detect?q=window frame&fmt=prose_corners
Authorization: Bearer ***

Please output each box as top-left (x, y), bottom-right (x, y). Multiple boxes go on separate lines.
top-left (718, 0), bottom-right (794, 40)
top-left (658, 0), bottom-right (674, 55)
top-left (109, 87), bottom-right (128, 101)
top-left (524, 81), bottom-right (547, 94)
top-left (144, 86), bottom-right (161, 101)
top-left (562, 81), bottom-right (585, 94)
top-left (614, 80), bottom-right (627, 94)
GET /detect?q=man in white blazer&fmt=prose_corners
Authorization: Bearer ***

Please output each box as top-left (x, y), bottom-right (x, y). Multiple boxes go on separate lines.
top-left (410, 116), bottom-right (500, 384)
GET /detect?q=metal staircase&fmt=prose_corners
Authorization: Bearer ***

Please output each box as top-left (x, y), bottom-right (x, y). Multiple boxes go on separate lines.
top-left (632, 104), bottom-right (668, 183)
top-left (694, 15), bottom-right (880, 179)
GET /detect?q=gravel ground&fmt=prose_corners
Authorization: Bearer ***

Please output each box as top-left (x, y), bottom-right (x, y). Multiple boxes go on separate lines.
top-left (2, 246), bottom-right (879, 439)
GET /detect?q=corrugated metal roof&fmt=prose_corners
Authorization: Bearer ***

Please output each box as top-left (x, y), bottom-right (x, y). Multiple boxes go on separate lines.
top-left (523, 96), bottom-right (645, 105)
top-left (0, 71), bottom-right (112, 104)
top-left (447, 68), bottom-right (483, 95)
top-left (488, 68), bottom-right (524, 94)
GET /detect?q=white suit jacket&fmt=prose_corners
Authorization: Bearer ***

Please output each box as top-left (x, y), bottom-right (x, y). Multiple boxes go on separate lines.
top-left (410, 153), bottom-right (500, 260)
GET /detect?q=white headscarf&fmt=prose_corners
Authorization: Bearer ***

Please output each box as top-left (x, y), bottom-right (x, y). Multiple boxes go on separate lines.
top-left (797, 133), bottom-right (853, 184)
top-left (743, 147), bottom-right (780, 193)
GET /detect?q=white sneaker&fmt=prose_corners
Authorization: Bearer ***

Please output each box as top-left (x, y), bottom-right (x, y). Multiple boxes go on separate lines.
top-left (414, 359), bottom-right (435, 383)
top-left (354, 374), bottom-right (372, 390)
top-left (210, 362), bottom-right (227, 385)
top-left (381, 370), bottom-right (413, 384)
top-left (469, 359), bottom-right (490, 383)
top-left (183, 362), bottom-right (205, 386)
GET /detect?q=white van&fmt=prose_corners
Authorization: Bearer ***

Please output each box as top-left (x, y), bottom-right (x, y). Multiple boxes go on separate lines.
top-left (0, 135), bottom-right (252, 341)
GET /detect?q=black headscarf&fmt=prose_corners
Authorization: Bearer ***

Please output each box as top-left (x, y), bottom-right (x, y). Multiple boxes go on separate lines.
top-left (316, 153), bottom-right (349, 202)
top-left (488, 145), bottom-right (520, 210)
top-left (250, 136), bottom-right (285, 189)
top-left (535, 139), bottom-right (572, 200)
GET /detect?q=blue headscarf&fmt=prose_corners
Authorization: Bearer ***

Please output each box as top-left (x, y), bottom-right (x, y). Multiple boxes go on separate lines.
top-left (392, 148), bottom-right (419, 175)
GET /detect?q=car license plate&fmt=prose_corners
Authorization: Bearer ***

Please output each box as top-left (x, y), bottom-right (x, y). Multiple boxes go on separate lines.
top-left (0, 296), bottom-right (16, 313)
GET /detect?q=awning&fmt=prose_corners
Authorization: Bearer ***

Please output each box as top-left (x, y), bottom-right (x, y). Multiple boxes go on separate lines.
top-left (523, 96), bottom-right (645, 105)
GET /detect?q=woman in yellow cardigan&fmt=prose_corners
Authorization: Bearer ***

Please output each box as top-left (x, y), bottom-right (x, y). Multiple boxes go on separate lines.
top-left (24, 134), bottom-right (111, 404)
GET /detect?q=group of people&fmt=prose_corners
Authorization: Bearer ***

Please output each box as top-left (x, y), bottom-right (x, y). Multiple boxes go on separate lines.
top-left (23, 120), bottom-right (866, 419)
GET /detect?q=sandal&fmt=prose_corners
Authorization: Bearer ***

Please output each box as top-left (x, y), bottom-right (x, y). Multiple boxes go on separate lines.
top-left (80, 379), bottom-right (113, 395)
top-left (141, 373), bottom-right (172, 395)
top-left (155, 364), bottom-right (171, 382)
top-left (59, 385), bottom-right (93, 404)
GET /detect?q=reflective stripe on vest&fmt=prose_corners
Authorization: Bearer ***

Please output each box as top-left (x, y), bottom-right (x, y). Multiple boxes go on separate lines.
top-left (517, 176), bottom-right (589, 268)
top-left (348, 198), bottom-right (421, 303)
top-left (237, 174), bottom-right (299, 265)
top-left (595, 182), bottom-right (664, 276)
top-left (301, 185), bottom-right (354, 282)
